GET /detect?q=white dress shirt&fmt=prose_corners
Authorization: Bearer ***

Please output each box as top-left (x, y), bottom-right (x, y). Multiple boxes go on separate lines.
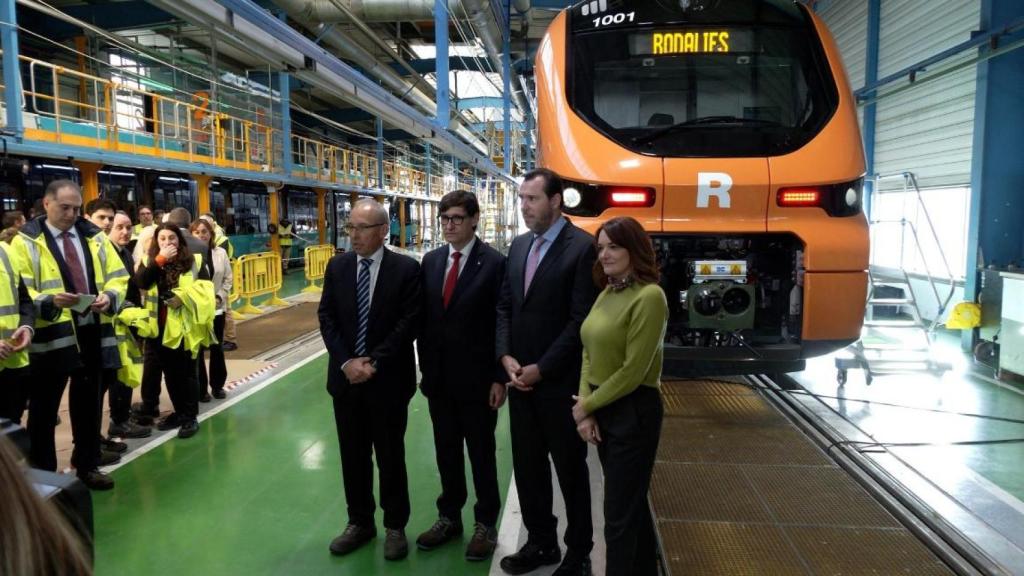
top-left (45, 221), bottom-right (90, 287)
top-left (445, 236), bottom-right (476, 280)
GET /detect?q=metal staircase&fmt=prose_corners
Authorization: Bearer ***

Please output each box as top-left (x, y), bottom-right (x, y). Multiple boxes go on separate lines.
top-left (835, 172), bottom-right (955, 386)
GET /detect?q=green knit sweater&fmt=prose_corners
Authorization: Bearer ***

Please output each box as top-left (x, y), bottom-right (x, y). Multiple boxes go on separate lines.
top-left (578, 282), bottom-right (668, 414)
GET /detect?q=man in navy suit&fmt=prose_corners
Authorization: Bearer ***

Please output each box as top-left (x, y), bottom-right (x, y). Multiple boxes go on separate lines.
top-left (496, 168), bottom-right (599, 576)
top-left (415, 191), bottom-right (507, 561)
top-left (318, 199), bottom-right (421, 561)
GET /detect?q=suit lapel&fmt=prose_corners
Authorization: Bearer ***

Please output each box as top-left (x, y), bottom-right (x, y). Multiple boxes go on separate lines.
top-left (524, 221), bottom-right (574, 301)
top-left (446, 238), bottom-right (483, 311)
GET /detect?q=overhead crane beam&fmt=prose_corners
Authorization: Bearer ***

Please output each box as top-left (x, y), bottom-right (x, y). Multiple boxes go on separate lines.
top-left (206, 0), bottom-right (515, 183)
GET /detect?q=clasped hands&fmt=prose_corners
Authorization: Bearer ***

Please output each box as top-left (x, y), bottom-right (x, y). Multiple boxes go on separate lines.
top-left (342, 357), bottom-right (376, 384)
top-left (500, 355), bottom-right (541, 392)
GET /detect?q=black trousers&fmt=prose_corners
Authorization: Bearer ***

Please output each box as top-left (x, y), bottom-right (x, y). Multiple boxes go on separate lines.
top-left (427, 392), bottom-right (500, 526)
top-left (148, 340), bottom-right (198, 419)
top-left (139, 339), bottom-right (162, 409)
top-left (595, 385), bottom-right (663, 576)
top-left (0, 366), bottom-right (31, 424)
top-left (198, 313), bottom-right (227, 393)
top-left (104, 369), bottom-right (133, 426)
top-left (508, 389), bottom-right (593, 558)
top-left (332, 387), bottom-right (411, 530)
top-left (29, 325), bottom-right (103, 472)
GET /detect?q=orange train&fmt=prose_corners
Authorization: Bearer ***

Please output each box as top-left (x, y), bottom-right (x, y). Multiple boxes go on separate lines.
top-left (535, 0), bottom-right (869, 375)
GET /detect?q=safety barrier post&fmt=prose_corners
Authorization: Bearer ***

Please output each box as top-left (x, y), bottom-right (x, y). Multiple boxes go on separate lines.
top-left (234, 252), bottom-right (288, 314)
top-left (302, 244), bottom-right (334, 293)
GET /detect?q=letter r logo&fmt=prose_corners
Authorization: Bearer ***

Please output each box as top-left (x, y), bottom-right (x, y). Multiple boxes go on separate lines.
top-left (697, 172), bottom-right (732, 208)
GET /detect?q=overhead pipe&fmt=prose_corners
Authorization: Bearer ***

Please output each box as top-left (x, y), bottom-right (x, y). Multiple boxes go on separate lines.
top-left (274, 0), bottom-right (486, 151)
top-left (278, 0), bottom-right (529, 118)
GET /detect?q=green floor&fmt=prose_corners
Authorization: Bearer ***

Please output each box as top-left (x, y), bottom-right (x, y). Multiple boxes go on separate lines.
top-left (92, 354), bottom-right (513, 575)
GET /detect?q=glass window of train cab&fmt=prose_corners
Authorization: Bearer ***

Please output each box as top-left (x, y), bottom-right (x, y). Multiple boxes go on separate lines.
top-left (568, 0), bottom-right (838, 158)
top-left (232, 185), bottom-right (269, 234)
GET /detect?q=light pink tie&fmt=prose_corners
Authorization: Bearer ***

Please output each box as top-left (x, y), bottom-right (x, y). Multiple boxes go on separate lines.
top-left (523, 237), bottom-right (546, 294)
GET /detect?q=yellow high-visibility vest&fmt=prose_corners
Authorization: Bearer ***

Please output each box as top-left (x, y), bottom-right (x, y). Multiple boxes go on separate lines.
top-left (0, 244), bottom-right (28, 369)
top-left (10, 219), bottom-right (128, 368)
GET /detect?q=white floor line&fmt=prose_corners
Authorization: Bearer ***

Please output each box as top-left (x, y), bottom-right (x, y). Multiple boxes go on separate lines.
top-left (490, 476), bottom-right (523, 576)
top-left (103, 349), bottom-right (326, 472)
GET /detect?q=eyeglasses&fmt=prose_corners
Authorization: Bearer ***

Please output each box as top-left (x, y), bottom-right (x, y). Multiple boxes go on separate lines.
top-left (342, 222), bottom-right (386, 234)
top-left (438, 214), bottom-right (466, 225)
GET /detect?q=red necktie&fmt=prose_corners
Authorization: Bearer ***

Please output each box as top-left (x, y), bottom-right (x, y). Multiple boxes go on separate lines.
top-left (61, 231), bottom-right (89, 294)
top-left (442, 251), bottom-right (461, 309)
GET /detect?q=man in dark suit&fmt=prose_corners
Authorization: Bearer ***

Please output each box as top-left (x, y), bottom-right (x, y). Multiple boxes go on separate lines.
top-left (318, 198), bottom-right (421, 562)
top-left (496, 168), bottom-right (598, 576)
top-left (414, 191), bottom-right (507, 561)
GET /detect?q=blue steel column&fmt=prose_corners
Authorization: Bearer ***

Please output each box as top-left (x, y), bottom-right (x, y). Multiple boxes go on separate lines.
top-left (376, 117), bottom-right (384, 191)
top-left (964, 0), bottom-right (1024, 347)
top-left (1, 0), bottom-right (24, 137)
top-left (861, 0), bottom-right (880, 216)
top-left (502, 0), bottom-right (512, 169)
top-left (280, 72), bottom-right (293, 176)
top-left (434, 0), bottom-right (449, 129)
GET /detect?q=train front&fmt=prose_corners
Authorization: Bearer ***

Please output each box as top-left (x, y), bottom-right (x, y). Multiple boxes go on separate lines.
top-left (535, 0), bottom-right (869, 376)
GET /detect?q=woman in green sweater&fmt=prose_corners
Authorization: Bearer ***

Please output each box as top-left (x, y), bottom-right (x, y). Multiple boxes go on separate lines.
top-left (572, 216), bottom-right (667, 576)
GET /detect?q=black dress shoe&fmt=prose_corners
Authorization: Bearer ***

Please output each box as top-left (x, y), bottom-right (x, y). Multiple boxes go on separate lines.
top-left (99, 449), bottom-right (122, 466)
top-left (329, 524), bottom-right (376, 556)
top-left (109, 420), bottom-right (152, 439)
top-left (499, 542), bottom-right (561, 575)
top-left (552, 556), bottom-right (592, 576)
top-left (77, 469), bottom-right (114, 491)
top-left (101, 438), bottom-right (128, 453)
top-left (212, 389), bottom-right (226, 399)
top-left (222, 341), bottom-right (238, 352)
top-left (157, 413), bottom-right (183, 431)
top-left (177, 419), bottom-right (200, 439)
top-left (199, 393), bottom-right (212, 403)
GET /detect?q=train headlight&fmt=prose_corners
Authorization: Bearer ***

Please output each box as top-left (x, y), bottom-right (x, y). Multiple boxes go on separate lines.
top-left (845, 187), bottom-right (858, 207)
top-left (563, 187), bottom-right (582, 209)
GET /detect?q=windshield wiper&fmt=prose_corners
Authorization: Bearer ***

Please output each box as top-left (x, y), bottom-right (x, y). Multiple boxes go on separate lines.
top-left (632, 116), bottom-right (782, 145)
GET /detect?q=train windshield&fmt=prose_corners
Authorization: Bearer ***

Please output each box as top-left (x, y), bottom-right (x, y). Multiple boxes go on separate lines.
top-left (568, 1), bottom-right (838, 157)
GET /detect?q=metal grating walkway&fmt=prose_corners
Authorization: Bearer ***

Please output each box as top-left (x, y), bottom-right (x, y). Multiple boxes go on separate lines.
top-left (651, 378), bottom-right (955, 575)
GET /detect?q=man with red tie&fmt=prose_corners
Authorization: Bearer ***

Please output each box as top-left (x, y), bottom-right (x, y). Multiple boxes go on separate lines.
top-left (415, 191), bottom-right (507, 561)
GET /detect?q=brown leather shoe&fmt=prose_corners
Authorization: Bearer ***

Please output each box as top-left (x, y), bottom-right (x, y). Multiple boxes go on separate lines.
top-left (329, 524), bottom-right (376, 556)
top-left (465, 523), bottom-right (497, 561)
top-left (416, 516), bottom-right (463, 550)
top-left (384, 528), bottom-right (408, 561)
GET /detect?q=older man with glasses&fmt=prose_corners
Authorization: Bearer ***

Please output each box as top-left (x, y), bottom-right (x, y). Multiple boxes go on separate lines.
top-left (318, 198), bottom-right (422, 562)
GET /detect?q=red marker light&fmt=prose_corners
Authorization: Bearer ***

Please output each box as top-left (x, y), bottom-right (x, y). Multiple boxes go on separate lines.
top-left (608, 188), bottom-right (650, 206)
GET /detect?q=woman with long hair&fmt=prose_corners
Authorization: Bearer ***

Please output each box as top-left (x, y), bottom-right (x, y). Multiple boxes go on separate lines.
top-left (190, 219), bottom-right (231, 401)
top-left (135, 223), bottom-right (202, 439)
top-left (571, 216), bottom-right (668, 576)
top-left (0, 434), bottom-right (92, 576)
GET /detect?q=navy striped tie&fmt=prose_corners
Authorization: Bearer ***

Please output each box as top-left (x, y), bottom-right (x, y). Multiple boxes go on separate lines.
top-left (355, 258), bottom-right (372, 356)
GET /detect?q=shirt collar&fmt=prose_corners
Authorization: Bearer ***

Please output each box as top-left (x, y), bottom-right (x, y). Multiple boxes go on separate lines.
top-left (538, 215), bottom-right (567, 245)
top-left (46, 220), bottom-right (73, 239)
top-left (357, 245), bottom-right (385, 265)
top-left (449, 236), bottom-right (476, 259)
